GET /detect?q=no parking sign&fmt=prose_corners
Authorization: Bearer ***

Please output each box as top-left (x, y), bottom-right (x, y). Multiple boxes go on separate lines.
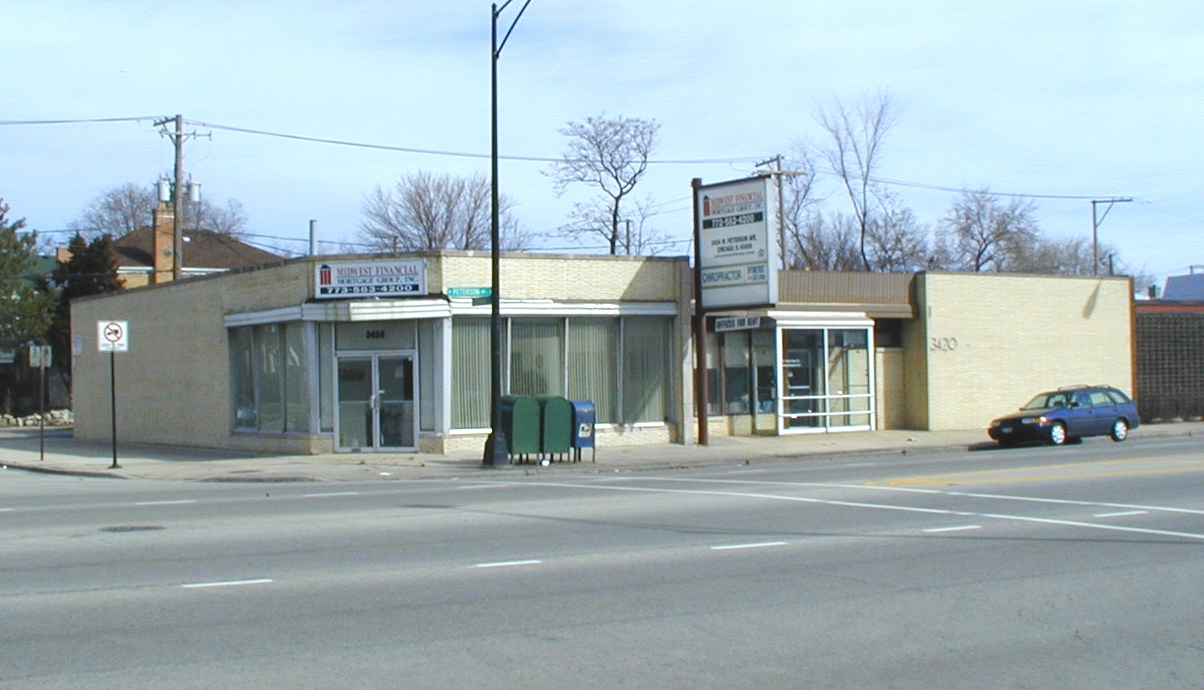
top-left (96, 320), bottom-right (128, 469)
top-left (97, 321), bottom-right (129, 352)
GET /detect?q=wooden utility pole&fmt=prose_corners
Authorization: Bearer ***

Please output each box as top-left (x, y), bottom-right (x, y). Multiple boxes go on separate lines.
top-left (155, 114), bottom-right (207, 281)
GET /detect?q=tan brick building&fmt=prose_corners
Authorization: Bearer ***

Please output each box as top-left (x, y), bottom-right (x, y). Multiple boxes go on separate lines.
top-left (69, 253), bottom-right (1135, 455)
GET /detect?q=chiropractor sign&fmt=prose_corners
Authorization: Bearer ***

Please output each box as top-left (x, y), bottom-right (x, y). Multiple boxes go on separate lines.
top-left (696, 175), bottom-right (779, 309)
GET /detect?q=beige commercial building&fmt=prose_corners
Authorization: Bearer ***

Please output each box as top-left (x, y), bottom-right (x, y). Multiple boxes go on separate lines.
top-left (70, 252), bottom-right (1135, 456)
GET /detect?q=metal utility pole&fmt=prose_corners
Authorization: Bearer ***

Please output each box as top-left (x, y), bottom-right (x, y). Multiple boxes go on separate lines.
top-left (691, 178), bottom-right (709, 446)
top-left (483, 0), bottom-right (533, 468)
top-left (1091, 198), bottom-right (1132, 275)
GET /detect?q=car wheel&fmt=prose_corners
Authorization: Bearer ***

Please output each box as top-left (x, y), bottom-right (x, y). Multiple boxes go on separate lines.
top-left (1049, 421), bottom-right (1068, 446)
top-left (1110, 418), bottom-right (1129, 442)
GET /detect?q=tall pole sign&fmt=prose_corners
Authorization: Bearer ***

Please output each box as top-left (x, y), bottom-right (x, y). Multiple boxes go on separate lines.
top-left (695, 175), bottom-right (780, 310)
top-left (97, 321), bottom-right (129, 469)
top-left (691, 175), bottom-right (782, 445)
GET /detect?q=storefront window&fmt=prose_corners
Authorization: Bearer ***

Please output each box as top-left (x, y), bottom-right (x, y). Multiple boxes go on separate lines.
top-left (257, 324), bottom-right (284, 432)
top-left (451, 315), bottom-right (671, 430)
top-left (703, 331), bottom-right (721, 416)
top-left (230, 328), bottom-right (256, 430)
top-left (317, 323), bottom-right (334, 432)
top-left (229, 322), bottom-right (311, 434)
top-left (622, 317), bottom-right (670, 424)
top-left (510, 319), bottom-right (564, 396)
top-left (283, 323), bottom-right (307, 432)
top-left (568, 319), bottom-right (618, 424)
top-left (451, 318), bottom-right (490, 429)
top-left (723, 332), bottom-right (751, 414)
top-left (752, 330), bottom-right (776, 413)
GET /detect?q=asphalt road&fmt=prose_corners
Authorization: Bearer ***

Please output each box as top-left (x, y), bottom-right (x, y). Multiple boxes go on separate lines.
top-left (3, 434), bottom-right (1204, 689)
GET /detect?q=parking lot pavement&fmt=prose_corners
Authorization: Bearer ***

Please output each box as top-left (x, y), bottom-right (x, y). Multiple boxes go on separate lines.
top-left (1, 422), bottom-right (1200, 483)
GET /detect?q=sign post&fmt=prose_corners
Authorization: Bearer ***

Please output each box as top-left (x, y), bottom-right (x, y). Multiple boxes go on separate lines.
top-left (29, 344), bottom-right (51, 461)
top-left (692, 175), bottom-right (781, 446)
top-left (97, 321), bottom-right (129, 469)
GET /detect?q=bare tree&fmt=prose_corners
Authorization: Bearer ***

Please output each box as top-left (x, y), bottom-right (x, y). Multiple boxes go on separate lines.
top-left (549, 114), bottom-right (660, 255)
top-left (359, 171), bottom-right (527, 252)
top-left (71, 182), bottom-right (249, 237)
top-left (189, 198), bottom-right (248, 235)
top-left (816, 90), bottom-right (900, 271)
top-left (69, 183), bottom-right (154, 238)
top-left (786, 211), bottom-right (863, 271)
top-left (865, 195), bottom-right (929, 272)
top-left (938, 189), bottom-right (1038, 271)
top-left (1006, 235), bottom-right (1142, 278)
top-left (560, 194), bottom-right (668, 255)
top-left (779, 147), bottom-right (823, 267)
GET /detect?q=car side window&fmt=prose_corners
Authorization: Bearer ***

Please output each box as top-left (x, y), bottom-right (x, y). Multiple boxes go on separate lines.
top-left (1072, 393), bottom-right (1092, 408)
top-left (1104, 390), bottom-right (1130, 405)
top-left (1089, 391), bottom-right (1113, 406)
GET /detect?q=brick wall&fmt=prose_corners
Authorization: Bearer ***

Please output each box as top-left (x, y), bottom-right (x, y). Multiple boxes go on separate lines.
top-left (1136, 311), bottom-right (1204, 420)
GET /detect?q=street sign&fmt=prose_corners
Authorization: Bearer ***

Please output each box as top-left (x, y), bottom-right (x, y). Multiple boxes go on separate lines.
top-left (447, 286), bottom-right (492, 298)
top-left (98, 320), bottom-right (130, 352)
top-left (29, 345), bottom-right (52, 368)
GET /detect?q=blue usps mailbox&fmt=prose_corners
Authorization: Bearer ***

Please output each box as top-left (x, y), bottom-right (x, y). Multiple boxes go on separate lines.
top-left (570, 400), bottom-right (596, 463)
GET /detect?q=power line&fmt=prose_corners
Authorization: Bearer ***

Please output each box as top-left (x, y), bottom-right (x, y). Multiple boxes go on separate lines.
top-left (189, 119), bottom-right (760, 166)
top-left (0, 116), bottom-right (164, 126)
top-left (865, 175), bottom-right (1122, 201)
top-left (2, 115), bottom-right (1133, 202)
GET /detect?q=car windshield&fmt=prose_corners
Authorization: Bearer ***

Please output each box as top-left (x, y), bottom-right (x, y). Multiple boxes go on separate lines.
top-left (1022, 391), bottom-right (1071, 410)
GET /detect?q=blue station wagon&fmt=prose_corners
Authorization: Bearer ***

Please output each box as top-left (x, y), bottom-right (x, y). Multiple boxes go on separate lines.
top-left (988, 385), bottom-right (1140, 447)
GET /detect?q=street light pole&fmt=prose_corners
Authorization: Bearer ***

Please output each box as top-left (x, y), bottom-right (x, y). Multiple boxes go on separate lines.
top-left (1091, 198), bottom-right (1132, 275)
top-left (483, 0), bottom-right (532, 467)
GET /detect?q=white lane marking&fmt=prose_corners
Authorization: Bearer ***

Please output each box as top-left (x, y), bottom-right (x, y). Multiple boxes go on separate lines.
top-left (182, 578), bottom-right (274, 589)
top-left (0, 508), bottom-right (14, 512)
top-left (510, 480), bottom-right (1204, 542)
top-left (923, 525), bottom-right (982, 534)
top-left (473, 559), bottom-right (543, 569)
top-left (634, 476), bottom-right (1204, 517)
top-left (1094, 510), bottom-right (1148, 518)
top-left (135, 499), bottom-right (198, 506)
top-left (711, 541), bottom-right (788, 551)
top-left (301, 491), bottom-right (361, 498)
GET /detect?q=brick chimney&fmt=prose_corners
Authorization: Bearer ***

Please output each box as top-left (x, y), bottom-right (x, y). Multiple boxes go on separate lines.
top-left (151, 201), bottom-right (175, 283)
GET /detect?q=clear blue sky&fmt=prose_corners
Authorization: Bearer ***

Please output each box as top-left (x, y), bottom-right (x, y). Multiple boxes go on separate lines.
top-left (2, 1), bottom-right (1200, 289)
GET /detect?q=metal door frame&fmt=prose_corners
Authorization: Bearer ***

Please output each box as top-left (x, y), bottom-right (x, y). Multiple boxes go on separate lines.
top-left (334, 350), bottom-right (417, 452)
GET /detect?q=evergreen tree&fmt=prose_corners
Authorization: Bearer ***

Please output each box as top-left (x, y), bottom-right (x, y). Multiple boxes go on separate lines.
top-left (0, 199), bottom-right (56, 349)
top-left (48, 233), bottom-right (124, 384)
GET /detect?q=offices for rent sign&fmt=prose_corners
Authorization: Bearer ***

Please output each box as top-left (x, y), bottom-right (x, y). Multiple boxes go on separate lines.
top-left (696, 176), bottom-right (779, 309)
top-left (314, 259), bottom-right (427, 299)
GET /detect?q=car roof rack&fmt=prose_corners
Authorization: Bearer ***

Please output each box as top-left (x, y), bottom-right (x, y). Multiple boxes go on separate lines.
top-left (1056, 384), bottom-right (1090, 390)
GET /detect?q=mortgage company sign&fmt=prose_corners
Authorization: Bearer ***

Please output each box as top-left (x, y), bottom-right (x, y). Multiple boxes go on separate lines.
top-left (696, 176), bottom-right (779, 309)
top-left (314, 259), bottom-right (427, 299)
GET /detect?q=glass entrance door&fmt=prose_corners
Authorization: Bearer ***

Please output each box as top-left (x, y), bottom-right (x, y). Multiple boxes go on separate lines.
top-left (337, 354), bottom-right (416, 451)
top-left (779, 327), bottom-right (873, 433)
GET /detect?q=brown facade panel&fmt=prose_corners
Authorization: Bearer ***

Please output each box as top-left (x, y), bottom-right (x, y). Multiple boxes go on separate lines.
top-left (776, 271), bottom-right (915, 317)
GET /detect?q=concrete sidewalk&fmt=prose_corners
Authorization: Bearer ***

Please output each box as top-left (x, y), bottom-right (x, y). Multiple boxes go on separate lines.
top-left (1, 422), bottom-right (1200, 483)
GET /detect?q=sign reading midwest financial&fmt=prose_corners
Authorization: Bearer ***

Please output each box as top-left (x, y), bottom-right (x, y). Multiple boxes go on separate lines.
top-left (696, 176), bottom-right (779, 309)
top-left (314, 259), bottom-right (427, 299)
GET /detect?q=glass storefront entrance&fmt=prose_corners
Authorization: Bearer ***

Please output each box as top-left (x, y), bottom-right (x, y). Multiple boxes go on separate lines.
top-left (336, 354), bottom-right (416, 451)
top-left (779, 328), bottom-right (872, 432)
